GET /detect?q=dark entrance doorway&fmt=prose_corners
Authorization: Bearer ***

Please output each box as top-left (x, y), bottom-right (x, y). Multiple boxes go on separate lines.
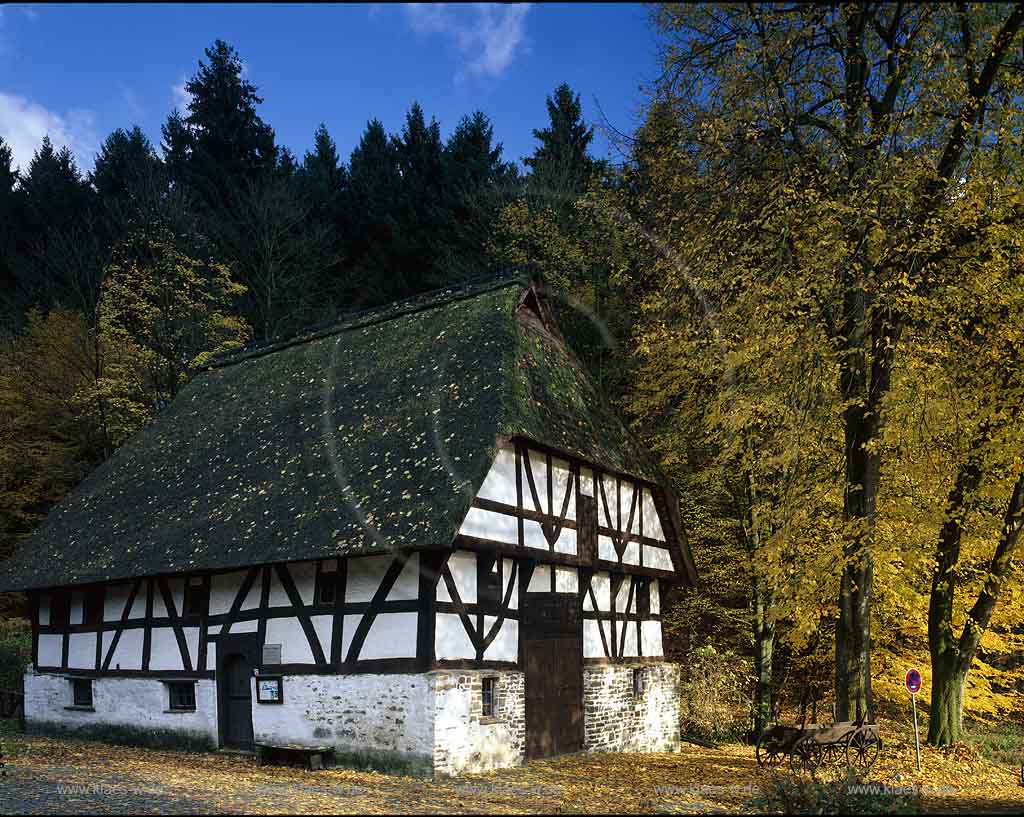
top-left (523, 589), bottom-right (583, 759)
top-left (217, 633), bottom-right (258, 750)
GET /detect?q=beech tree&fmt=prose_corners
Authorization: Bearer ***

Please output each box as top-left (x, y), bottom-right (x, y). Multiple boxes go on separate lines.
top-left (649, 2), bottom-right (1024, 729)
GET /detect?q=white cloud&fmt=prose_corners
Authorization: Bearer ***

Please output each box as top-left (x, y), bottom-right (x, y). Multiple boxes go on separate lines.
top-left (402, 3), bottom-right (531, 81)
top-left (0, 92), bottom-right (99, 173)
top-left (171, 74), bottom-right (191, 110)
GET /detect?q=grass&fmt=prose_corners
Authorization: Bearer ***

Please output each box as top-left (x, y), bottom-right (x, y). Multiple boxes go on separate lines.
top-left (965, 720), bottom-right (1024, 768)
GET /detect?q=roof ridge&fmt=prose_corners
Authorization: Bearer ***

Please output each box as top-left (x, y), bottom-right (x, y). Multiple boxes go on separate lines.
top-left (201, 270), bottom-right (529, 372)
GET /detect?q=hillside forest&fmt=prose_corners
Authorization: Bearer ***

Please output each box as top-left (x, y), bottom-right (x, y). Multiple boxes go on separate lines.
top-left (1, 4), bottom-right (1023, 750)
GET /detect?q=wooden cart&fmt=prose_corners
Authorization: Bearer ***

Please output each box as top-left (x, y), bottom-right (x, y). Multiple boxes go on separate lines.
top-left (756, 703), bottom-right (881, 775)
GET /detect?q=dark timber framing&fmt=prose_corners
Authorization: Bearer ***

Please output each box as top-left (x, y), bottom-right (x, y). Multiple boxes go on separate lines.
top-left (31, 441), bottom-right (687, 678)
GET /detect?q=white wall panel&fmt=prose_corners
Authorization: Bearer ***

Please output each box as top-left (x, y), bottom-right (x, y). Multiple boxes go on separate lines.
top-left (347, 555), bottom-right (391, 604)
top-left (644, 545), bottom-right (674, 572)
top-left (38, 595), bottom-right (50, 626)
top-left (361, 612), bottom-right (418, 659)
top-left (148, 628), bottom-right (182, 671)
top-left (38, 634), bottom-right (62, 667)
top-left (267, 569), bottom-right (290, 608)
top-left (527, 564), bottom-right (550, 593)
top-left (436, 613), bottom-right (475, 659)
top-left (266, 617), bottom-right (314, 664)
top-left (583, 620), bottom-right (605, 658)
top-left (389, 554), bottom-right (419, 601)
top-left (104, 583), bottom-right (132, 622)
top-left (642, 488), bottom-right (666, 541)
top-left (641, 621), bottom-right (664, 656)
top-left (483, 617), bottom-right (517, 662)
top-left (312, 614), bottom-right (333, 660)
top-left (288, 561), bottom-right (317, 606)
top-left (554, 566), bottom-right (578, 594)
top-left (111, 628), bottom-right (143, 670)
top-left (522, 519), bottom-right (548, 550)
top-left (459, 507), bottom-right (518, 544)
top-left (440, 551), bottom-right (476, 604)
top-left (67, 633), bottom-right (95, 669)
top-left (476, 447), bottom-right (518, 505)
top-left (590, 573), bottom-right (611, 611)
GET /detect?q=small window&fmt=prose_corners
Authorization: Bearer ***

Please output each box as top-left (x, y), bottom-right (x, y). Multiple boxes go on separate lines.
top-left (183, 577), bottom-right (208, 618)
top-left (482, 677), bottom-right (499, 718)
top-left (632, 668), bottom-right (645, 698)
top-left (83, 585), bottom-right (104, 626)
top-left (72, 678), bottom-right (93, 708)
top-left (316, 571), bottom-right (337, 605)
top-left (51, 590), bottom-right (71, 628)
top-left (167, 681), bottom-right (196, 711)
top-left (636, 580), bottom-right (651, 618)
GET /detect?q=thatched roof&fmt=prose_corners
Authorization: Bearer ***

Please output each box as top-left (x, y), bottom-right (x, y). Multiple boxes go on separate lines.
top-left (0, 278), bottom-right (693, 591)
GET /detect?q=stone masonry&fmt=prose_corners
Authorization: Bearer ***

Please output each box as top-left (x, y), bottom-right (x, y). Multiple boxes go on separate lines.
top-left (583, 662), bottom-right (680, 752)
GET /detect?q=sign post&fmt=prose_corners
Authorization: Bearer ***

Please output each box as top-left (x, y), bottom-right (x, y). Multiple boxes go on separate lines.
top-left (905, 668), bottom-right (923, 771)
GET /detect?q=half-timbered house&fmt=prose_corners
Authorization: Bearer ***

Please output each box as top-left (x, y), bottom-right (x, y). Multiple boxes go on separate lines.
top-left (0, 277), bottom-right (696, 775)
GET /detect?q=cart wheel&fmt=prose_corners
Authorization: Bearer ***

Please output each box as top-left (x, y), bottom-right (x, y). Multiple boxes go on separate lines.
top-left (818, 742), bottom-right (843, 767)
top-left (789, 736), bottom-right (821, 775)
top-left (845, 727), bottom-right (881, 772)
top-left (756, 733), bottom-right (785, 768)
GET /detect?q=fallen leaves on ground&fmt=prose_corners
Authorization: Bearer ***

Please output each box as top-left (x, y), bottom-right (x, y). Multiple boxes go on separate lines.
top-left (1, 730), bottom-right (1022, 814)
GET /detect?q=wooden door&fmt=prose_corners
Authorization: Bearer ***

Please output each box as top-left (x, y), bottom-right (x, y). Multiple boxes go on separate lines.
top-left (217, 634), bottom-right (257, 750)
top-left (523, 590), bottom-right (583, 759)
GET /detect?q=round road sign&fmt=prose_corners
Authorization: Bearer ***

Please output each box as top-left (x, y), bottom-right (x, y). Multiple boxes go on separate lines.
top-left (905, 668), bottom-right (923, 695)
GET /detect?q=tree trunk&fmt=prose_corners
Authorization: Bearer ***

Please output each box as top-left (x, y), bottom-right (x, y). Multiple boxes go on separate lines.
top-left (752, 574), bottom-right (775, 739)
top-left (835, 286), bottom-right (884, 722)
top-left (928, 653), bottom-right (967, 746)
top-left (928, 468), bottom-right (1024, 745)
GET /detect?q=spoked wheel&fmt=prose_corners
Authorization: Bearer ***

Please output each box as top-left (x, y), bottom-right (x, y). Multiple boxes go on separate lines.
top-left (789, 736), bottom-right (822, 775)
top-left (756, 733), bottom-right (786, 768)
top-left (845, 727), bottom-right (881, 773)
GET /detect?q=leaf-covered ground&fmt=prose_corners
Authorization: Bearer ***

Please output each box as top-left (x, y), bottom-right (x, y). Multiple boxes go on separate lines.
top-left (0, 728), bottom-right (1021, 814)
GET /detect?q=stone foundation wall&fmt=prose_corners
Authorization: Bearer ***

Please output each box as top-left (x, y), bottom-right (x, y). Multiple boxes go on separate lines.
top-left (582, 662), bottom-right (680, 753)
top-left (431, 670), bottom-right (525, 775)
top-left (251, 673), bottom-right (435, 775)
top-left (23, 669), bottom-right (218, 749)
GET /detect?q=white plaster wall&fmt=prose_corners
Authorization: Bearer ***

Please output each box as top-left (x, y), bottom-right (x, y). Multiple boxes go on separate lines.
top-left (210, 570), bottom-right (248, 615)
top-left (149, 628), bottom-right (184, 671)
top-left (24, 669), bottom-right (218, 745)
top-left (103, 583), bottom-right (133, 622)
top-left (436, 613), bottom-right (476, 659)
top-left (251, 673), bottom-right (433, 764)
top-left (644, 545), bottom-right (674, 572)
top-left (38, 594), bottom-right (50, 626)
top-left (362, 612), bottom-right (418, 659)
top-left (459, 507), bottom-right (518, 544)
top-left (527, 564), bottom-right (550, 593)
top-left (67, 633), bottom-right (96, 669)
top-left (642, 488), bottom-right (666, 541)
top-left (476, 447), bottom-right (517, 504)
top-left (483, 617), bottom-right (518, 662)
top-left (38, 634), bottom-right (61, 667)
top-left (431, 670), bottom-right (525, 775)
top-left (110, 628), bottom-right (144, 670)
top-left (265, 617), bottom-right (315, 664)
top-left (641, 621), bottom-right (664, 657)
top-left (438, 551), bottom-right (476, 604)
top-left (346, 555), bottom-right (391, 603)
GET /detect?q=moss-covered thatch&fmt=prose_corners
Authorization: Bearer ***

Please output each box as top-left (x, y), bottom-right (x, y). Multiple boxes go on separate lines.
top-left (0, 279), bottom-right (683, 592)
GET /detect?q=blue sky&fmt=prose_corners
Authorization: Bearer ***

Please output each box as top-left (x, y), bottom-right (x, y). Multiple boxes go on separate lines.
top-left (0, 3), bottom-right (663, 175)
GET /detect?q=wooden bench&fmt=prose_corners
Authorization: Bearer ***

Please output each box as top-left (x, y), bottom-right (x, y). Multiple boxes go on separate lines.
top-left (254, 742), bottom-right (334, 770)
